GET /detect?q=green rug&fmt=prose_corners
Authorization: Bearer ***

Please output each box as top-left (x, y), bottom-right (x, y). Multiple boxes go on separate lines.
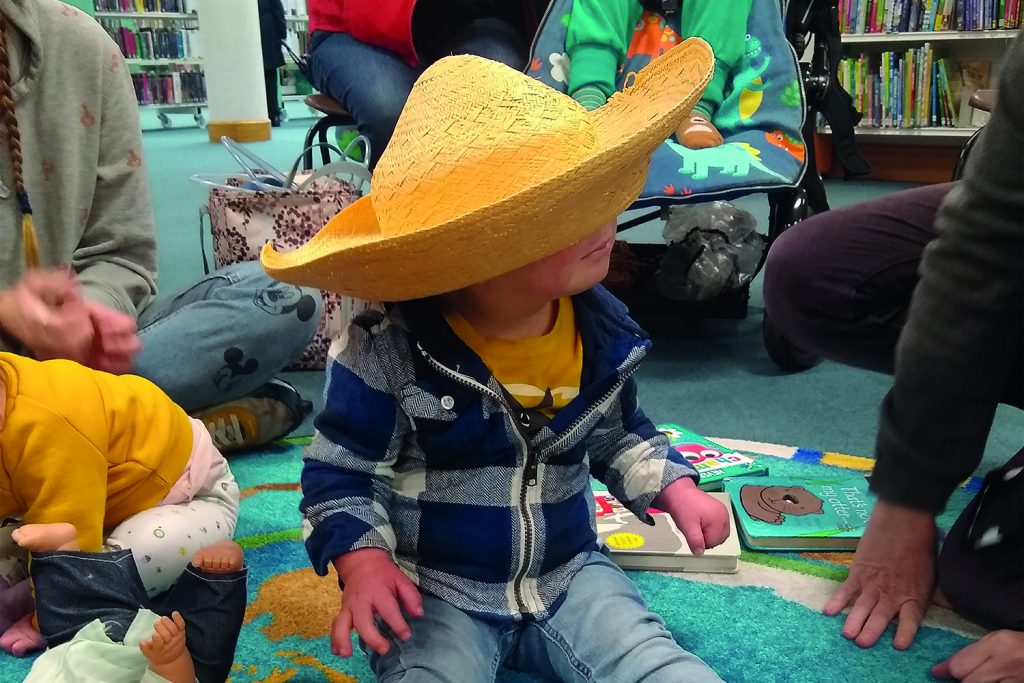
top-left (2, 439), bottom-right (986, 683)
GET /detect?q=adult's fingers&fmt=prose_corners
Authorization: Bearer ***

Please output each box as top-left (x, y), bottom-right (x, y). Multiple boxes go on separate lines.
top-left (823, 577), bottom-right (860, 616)
top-left (933, 639), bottom-right (989, 681)
top-left (840, 586), bottom-right (885, 644)
top-left (892, 600), bottom-right (925, 650)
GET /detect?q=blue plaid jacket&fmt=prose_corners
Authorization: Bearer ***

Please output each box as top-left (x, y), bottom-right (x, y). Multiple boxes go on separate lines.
top-left (301, 286), bottom-right (697, 621)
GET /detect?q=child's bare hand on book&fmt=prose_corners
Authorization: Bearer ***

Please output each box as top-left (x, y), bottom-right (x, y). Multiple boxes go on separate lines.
top-left (654, 477), bottom-right (731, 556)
top-left (331, 548), bottom-right (424, 658)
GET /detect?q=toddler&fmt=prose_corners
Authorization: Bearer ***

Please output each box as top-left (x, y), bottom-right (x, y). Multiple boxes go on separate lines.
top-left (262, 40), bottom-right (728, 681)
top-left (567, 0), bottom-right (752, 148)
top-left (0, 352), bottom-right (240, 655)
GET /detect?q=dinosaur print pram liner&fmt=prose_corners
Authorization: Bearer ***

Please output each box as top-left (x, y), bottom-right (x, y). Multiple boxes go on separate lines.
top-left (528, 0), bottom-right (808, 207)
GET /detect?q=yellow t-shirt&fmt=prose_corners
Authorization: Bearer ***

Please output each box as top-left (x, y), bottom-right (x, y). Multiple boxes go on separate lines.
top-left (0, 353), bottom-right (193, 552)
top-left (445, 297), bottom-right (583, 416)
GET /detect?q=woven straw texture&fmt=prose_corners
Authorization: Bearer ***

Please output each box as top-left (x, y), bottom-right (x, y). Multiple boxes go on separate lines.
top-left (261, 39), bottom-right (714, 301)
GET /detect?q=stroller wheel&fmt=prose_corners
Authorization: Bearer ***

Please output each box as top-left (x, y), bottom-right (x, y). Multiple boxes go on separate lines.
top-left (763, 309), bottom-right (821, 373)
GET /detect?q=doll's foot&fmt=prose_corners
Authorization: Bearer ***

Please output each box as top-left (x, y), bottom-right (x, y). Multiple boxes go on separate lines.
top-left (192, 540), bottom-right (244, 574)
top-left (140, 611), bottom-right (195, 683)
top-left (675, 114), bottom-right (724, 149)
top-left (12, 522), bottom-right (79, 552)
top-left (0, 613), bottom-right (45, 656)
top-left (0, 579), bottom-right (33, 634)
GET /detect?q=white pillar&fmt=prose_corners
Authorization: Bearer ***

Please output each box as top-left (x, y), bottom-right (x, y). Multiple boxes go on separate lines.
top-left (197, 0), bottom-right (270, 142)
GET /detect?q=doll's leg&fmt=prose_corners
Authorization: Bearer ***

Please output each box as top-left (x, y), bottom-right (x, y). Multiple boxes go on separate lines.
top-left (155, 542), bottom-right (247, 683)
top-left (140, 611), bottom-right (196, 683)
top-left (106, 461), bottom-right (240, 597)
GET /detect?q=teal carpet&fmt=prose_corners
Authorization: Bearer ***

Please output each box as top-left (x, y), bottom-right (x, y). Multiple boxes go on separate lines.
top-left (3, 438), bottom-right (984, 682)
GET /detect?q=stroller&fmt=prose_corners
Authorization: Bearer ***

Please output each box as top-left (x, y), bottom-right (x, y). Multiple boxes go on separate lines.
top-left (528, 0), bottom-right (868, 372)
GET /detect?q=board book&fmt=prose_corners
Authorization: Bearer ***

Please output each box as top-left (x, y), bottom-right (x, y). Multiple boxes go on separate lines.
top-left (724, 476), bottom-right (876, 551)
top-left (594, 491), bottom-right (741, 573)
top-left (657, 423), bottom-right (769, 491)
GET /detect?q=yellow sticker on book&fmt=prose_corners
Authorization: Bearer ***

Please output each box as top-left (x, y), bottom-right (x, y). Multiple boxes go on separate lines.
top-left (605, 532), bottom-right (646, 550)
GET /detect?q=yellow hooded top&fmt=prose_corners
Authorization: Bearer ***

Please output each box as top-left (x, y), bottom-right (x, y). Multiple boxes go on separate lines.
top-left (0, 353), bottom-right (193, 552)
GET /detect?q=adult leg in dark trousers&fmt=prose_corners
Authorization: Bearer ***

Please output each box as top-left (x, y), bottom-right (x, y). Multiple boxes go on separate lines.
top-left (762, 182), bottom-right (1024, 628)
top-left (265, 68), bottom-right (281, 126)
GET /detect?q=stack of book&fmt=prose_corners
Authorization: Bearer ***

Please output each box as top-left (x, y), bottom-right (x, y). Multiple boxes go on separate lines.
top-left (95, 0), bottom-right (198, 12)
top-left (101, 21), bottom-right (202, 61)
top-left (131, 69), bottom-right (206, 106)
top-left (838, 50), bottom-right (992, 128)
top-left (839, 0), bottom-right (1021, 33)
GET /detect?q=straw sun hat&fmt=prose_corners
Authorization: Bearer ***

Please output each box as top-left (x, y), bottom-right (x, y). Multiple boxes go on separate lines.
top-left (261, 38), bottom-right (714, 302)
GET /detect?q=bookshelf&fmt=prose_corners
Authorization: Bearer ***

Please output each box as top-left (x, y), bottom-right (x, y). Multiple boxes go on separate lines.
top-left (95, 1), bottom-right (206, 127)
top-left (828, 0), bottom-right (1019, 143)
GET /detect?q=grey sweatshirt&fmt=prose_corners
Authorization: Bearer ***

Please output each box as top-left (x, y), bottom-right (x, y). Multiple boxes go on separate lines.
top-left (0, 0), bottom-right (157, 350)
top-left (872, 33), bottom-right (1024, 514)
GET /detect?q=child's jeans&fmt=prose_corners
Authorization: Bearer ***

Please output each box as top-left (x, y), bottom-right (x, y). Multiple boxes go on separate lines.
top-left (365, 551), bottom-right (722, 682)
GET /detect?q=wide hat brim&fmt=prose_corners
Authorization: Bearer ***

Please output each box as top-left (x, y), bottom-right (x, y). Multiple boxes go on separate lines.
top-left (261, 39), bottom-right (714, 301)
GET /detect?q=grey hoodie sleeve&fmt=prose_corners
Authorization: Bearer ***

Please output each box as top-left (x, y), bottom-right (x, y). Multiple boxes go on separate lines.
top-left (871, 34), bottom-right (1024, 513)
top-left (73, 51), bottom-right (158, 317)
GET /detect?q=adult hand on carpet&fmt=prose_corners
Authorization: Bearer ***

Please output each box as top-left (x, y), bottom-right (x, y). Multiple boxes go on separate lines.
top-left (931, 630), bottom-right (1024, 682)
top-left (331, 548), bottom-right (424, 658)
top-left (823, 500), bottom-right (937, 650)
top-left (654, 477), bottom-right (731, 556)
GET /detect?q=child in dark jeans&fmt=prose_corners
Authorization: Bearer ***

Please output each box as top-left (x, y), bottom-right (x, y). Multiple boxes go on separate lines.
top-left (262, 39), bottom-right (730, 681)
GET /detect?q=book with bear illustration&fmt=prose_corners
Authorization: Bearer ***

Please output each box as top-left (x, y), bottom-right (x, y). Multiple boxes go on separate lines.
top-left (594, 491), bottom-right (741, 573)
top-left (657, 423), bottom-right (769, 491)
top-left (724, 476), bottom-right (876, 551)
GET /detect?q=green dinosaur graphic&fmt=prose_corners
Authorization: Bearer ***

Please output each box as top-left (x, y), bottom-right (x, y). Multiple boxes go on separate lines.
top-left (781, 79), bottom-right (801, 108)
top-left (666, 140), bottom-right (789, 182)
top-left (717, 34), bottom-right (773, 130)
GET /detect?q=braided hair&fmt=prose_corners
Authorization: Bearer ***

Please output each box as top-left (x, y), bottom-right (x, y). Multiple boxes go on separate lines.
top-left (0, 10), bottom-right (39, 269)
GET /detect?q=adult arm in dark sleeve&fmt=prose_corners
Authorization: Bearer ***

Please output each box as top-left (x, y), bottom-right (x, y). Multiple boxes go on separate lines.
top-left (871, 33), bottom-right (1024, 514)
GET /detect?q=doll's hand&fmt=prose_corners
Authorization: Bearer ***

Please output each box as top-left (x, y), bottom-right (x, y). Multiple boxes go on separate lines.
top-left (654, 477), bottom-right (731, 556)
top-left (331, 548), bottom-right (423, 658)
top-left (84, 301), bottom-right (141, 374)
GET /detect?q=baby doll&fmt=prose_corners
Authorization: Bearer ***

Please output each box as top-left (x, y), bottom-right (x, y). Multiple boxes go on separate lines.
top-left (260, 42), bottom-right (730, 681)
top-left (0, 352), bottom-right (240, 655)
top-left (16, 522), bottom-right (246, 683)
top-left (566, 0), bottom-right (753, 148)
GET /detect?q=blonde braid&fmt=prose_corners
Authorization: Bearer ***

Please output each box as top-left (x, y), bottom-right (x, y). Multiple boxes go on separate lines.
top-left (0, 11), bottom-right (39, 269)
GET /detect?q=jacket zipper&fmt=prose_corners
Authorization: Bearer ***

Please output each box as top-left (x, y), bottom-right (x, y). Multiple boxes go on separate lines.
top-left (538, 346), bottom-right (646, 459)
top-left (416, 343), bottom-right (540, 614)
top-left (415, 340), bottom-right (645, 617)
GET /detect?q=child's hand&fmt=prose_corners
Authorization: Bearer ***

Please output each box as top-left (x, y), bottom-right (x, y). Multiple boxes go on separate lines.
top-left (331, 548), bottom-right (423, 658)
top-left (654, 478), bottom-right (731, 556)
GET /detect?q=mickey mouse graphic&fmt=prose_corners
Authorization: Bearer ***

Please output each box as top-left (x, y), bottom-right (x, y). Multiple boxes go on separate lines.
top-left (253, 284), bottom-right (318, 322)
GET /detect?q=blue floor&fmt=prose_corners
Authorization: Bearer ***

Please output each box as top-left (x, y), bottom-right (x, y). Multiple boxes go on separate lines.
top-left (142, 119), bottom-right (1021, 473)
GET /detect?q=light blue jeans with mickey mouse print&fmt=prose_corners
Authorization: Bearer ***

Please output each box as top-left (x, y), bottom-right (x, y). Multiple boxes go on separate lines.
top-left (105, 419), bottom-right (240, 596)
top-left (134, 261), bottom-right (322, 413)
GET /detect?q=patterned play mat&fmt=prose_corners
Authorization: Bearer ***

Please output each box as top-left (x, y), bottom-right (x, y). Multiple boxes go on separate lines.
top-left (2, 438), bottom-right (987, 683)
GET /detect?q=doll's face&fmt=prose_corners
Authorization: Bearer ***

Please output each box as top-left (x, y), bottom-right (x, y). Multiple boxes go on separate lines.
top-left (491, 221), bottom-right (617, 300)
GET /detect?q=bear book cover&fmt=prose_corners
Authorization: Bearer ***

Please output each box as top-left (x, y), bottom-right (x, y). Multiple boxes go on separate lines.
top-left (593, 491), bottom-right (741, 573)
top-left (656, 423), bottom-right (770, 491)
top-left (724, 476), bottom-right (876, 551)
